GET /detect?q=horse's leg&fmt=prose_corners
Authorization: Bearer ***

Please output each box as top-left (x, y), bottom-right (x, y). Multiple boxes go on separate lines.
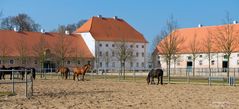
top-left (82, 74), bottom-right (85, 81)
top-left (157, 76), bottom-right (160, 85)
top-left (65, 72), bottom-right (68, 79)
top-left (77, 74), bottom-right (79, 81)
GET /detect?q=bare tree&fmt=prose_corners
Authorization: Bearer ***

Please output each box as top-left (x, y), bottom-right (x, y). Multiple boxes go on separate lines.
top-left (53, 33), bottom-right (72, 67)
top-left (16, 36), bottom-right (29, 66)
top-left (189, 33), bottom-right (201, 76)
top-left (32, 33), bottom-right (48, 73)
top-left (0, 40), bottom-right (12, 65)
top-left (213, 12), bottom-right (239, 78)
top-left (203, 30), bottom-right (214, 76)
top-left (114, 41), bottom-right (134, 79)
top-left (1, 13), bottom-right (40, 31)
top-left (157, 16), bottom-right (184, 83)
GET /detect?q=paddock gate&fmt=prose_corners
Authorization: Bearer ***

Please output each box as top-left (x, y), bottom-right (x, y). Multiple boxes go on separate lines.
top-left (0, 69), bottom-right (33, 98)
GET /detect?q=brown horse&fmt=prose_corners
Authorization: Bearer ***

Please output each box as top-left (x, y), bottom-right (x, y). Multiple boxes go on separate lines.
top-left (73, 64), bottom-right (91, 81)
top-left (56, 66), bottom-right (70, 79)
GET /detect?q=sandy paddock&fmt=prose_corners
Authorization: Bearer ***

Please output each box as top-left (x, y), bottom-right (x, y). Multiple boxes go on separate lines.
top-left (1, 79), bottom-right (239, 109)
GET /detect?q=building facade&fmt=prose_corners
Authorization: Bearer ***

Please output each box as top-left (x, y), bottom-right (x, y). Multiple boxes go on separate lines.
top-left (154, 23), bottom-right (239, 71)
top-left (76, 16), bottom-right (148, 71)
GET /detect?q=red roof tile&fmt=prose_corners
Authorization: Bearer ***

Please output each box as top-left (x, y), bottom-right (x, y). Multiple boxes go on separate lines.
top-left (0, 30), bottom-right (93, 58)
top-left (76, 16), bottom-right (148, 43)
top-left (156, 24), bottom-right (239, 54)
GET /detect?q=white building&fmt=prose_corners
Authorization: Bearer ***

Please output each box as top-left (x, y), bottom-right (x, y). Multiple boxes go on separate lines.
top-left (154, 23), bottom-right (239, 71)
top-left (76, 16), bottom-right (148, 71)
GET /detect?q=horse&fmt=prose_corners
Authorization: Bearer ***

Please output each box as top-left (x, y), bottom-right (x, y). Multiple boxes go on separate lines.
top-left (146, 69), bottom-right (164, 85)
top-left (17, 67), bottom-right (36, 80)
top-left (0, 65), bottom-right (13, 80)
top-left (56, 66), bottom-right (70, 79)
top-left (73, 64), bottom-right (91, 81)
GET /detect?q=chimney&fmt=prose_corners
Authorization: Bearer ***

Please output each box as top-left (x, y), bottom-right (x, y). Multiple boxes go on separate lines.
top-left (198, 24), bottom-right (203, 28)
top-left (97, 15), bottom-right (102, 18)
top-left (65, 30), bottom-right (70, 35)
top-left (40, 29), bottom-right (45, 33)
top-left (113, 16), bottom-right (118, 20)
top-left (233, 20), bottom-right (238, 24)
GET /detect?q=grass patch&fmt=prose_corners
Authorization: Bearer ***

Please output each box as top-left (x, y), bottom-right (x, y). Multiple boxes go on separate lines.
top-left (0, 92), bottom-right (16, 96)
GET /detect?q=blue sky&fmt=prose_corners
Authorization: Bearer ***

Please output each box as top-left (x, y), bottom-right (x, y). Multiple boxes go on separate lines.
top-left (1, 0), bottom-right (239, 47)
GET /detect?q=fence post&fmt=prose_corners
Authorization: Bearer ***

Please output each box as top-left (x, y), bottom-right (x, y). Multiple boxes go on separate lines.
top-left (31, 69), bottom-right (33, 96)
top-left (12, 69), bottom-right (15, 94)
top-left (25, 69), bottom-right (27, 98)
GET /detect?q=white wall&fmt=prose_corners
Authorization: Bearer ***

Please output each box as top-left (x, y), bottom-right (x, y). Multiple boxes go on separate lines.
top-left (158, 52), bottom-right (239, 69)
top-left (79, 32), bottom-right (96, 57)
top-left (95, 41), bottom-right (148, 71)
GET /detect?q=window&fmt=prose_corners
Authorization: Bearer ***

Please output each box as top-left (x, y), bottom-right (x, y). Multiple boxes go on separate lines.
top-left (199, 60), bottom-right (203, 65)
top-left (130, 62), bottom-right (133, 67)
top-left (112, 51), bottom-right (115, 56)
top-left (87, 61), bottom-right (91, 64)
top-left (106, 44), bottom-right (108, 47)
top-left (99, 52), bottom-right (102, 56)
top-left (34, 60), bottom-right (37, 64)
top-left (100, 62), bottom-right (102, 67)
top-left (211, 60), bottom-right (215, 65)
top-left (224, 55), bottom-right (228, 59)
top-left (237, 54), bottom-right (239, 57)
top-left (112, 62), bottom-right (115, 67)
top-left (136, 52), bottom-right (139, 57)
top-left (142, 45), bottom-right (144, 48)
top-left (112, 44), bottom-right (115, 47)
top-left (9, 60), bottom-right (14, 64)
top-left (237, 60), bottom-right (239, 65)
top-left (142, 53), bottom-right (144, 57)
top-left (141, 62), bottom-right (145, 67)
top-left (78, 60), bottom-right (81, 65)
top-left (0, 60), bottom-right (1, 64)
top-left (130, 45), bottom-right (133, 48)
top-left (106, 51), bottom-right (109, 57)
top-left (99, 43), bottom-right (102, 47)
top-left (136, 62), bottom-right (139, 67)
top-left (67, 61), bottom-right (71, 64)
top-left (199, 55), bottom-right (203, 58)
top-left (187, 56), bottom-right (192, 60)
top-left (136, 45), bottom-right (138, 48)
top-left (106, 62), bottom-right (109, 67)
top-left (158, 56), bottom-right (160, 60)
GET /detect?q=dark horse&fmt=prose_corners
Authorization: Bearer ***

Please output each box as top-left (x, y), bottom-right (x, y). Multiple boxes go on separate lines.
top-left (73, 64), bottom-right (91, 81)
top-left (56, 66), bottom-right (70, 79)
top-left (0, 65), bottom-right (36, 80)
top-left (0, 65), bottom-right (12, 80)
top-left (147, 69), bottom-right (164, 85)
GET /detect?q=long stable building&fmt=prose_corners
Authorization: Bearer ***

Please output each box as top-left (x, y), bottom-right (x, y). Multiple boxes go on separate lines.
top-left (154, 23), bottom-right (239, 71)
top-left (0, 16), bottom-right (148, 71)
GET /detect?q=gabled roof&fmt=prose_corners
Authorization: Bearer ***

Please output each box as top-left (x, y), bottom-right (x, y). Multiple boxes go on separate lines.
top-left (76, 16), bottom-right (148, 43)
top-left (0, 30), bottom-right (93, 58)
top-left (156, 24), bottom-right (239, 54)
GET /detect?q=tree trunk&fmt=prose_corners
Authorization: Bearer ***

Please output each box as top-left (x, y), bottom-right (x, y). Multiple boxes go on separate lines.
top-left (227, 56), bottom-right (230, 78)
top-left (193, 58), bottom-right (195, 76)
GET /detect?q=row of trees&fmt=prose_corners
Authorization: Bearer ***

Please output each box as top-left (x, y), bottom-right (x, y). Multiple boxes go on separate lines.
top-left (0, 13), bottom-right (87, 33)
top-left (153, 13), bottom-right (239, 83)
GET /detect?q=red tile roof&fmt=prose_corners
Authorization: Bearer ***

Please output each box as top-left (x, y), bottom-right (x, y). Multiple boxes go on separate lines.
top-left (0, 30), bottom-right (93, 58)
top-left (75, 16), bottom-right (148, 43)
top-left (156, 24), bottom-right (239, 54)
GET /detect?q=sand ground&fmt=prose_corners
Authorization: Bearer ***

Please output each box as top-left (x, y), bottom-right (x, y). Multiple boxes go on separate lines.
top-left (1, 79), bottom-right (239, 109)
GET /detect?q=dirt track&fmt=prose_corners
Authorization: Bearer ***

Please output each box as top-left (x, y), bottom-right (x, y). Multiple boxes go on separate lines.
top-left (1, 79), bottom-right (239, 109)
